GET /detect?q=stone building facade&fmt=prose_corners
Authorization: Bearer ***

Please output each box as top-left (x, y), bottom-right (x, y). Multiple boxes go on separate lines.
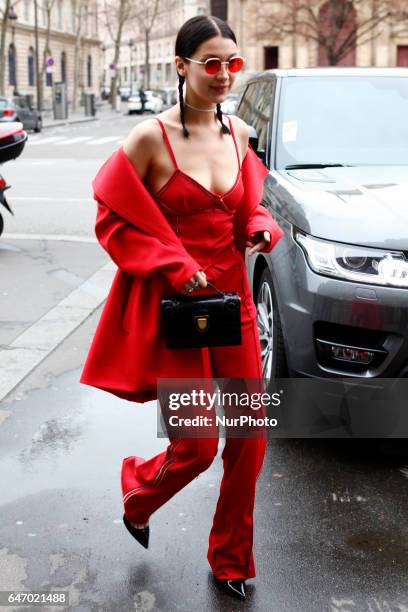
top-left (101, 0), bottom-right (209, 93)
top-left (2, 0), bottom-right (100, 108)
top-left (100, 0), bottom-right (408, 96)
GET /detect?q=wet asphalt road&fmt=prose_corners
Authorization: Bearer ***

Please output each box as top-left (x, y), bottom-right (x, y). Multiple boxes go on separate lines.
top-left (0, 107), bottom-right (408, 612)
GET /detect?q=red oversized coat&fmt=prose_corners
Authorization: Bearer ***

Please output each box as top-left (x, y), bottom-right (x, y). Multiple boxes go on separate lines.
top-left (79, 145), bottom-right (284, 402)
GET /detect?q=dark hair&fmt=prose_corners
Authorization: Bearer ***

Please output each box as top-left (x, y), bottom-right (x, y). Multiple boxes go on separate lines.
top-left (175, 15), bottom-right (236, 138)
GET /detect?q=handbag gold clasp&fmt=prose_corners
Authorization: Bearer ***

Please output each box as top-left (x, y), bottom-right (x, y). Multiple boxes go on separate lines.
top-left (195, 315), bottom-right (209, 332)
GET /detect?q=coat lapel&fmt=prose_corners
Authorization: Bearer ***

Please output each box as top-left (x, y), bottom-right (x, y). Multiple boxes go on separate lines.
top-left (92, 147), bottom-right (186, 251)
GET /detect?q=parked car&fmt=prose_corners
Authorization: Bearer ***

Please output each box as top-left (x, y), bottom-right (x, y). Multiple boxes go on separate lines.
top-left (0, 121), bottom-right (27, 236)
top-left (127, 93), bottom-right (142, 114)
top-left (0, 96), bottom-right (42, 132)
top-left (221, 92), bottom-right (239, 115)
top-left (127, 90), bottom-right (164, 115)
top-left (236, 67), bottom-right (408, 386)
top-left (119, 86), bottom-right (132, 101)
top-left (144, 90), bottom-right (164, 114)
top-left (153, 87), bottom-right (178, 107)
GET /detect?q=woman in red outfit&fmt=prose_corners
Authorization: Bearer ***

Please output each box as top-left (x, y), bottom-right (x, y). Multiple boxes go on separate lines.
top-left (80, 15), bottom-right (283, 602)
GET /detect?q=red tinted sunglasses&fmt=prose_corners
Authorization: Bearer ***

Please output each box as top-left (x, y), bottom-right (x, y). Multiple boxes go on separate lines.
top-left (184, 56), bottom-right (246, 75)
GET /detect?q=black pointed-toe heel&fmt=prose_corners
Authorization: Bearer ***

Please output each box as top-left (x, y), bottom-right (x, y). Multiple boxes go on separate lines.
top-left (123, 513), bottom-right (149, 549)
top-left (214, 578), bottom-right (246, 600)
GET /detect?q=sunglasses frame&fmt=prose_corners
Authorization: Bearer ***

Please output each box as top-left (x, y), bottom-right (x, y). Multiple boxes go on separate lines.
top-left (184, 56), bottom-right (246, 74)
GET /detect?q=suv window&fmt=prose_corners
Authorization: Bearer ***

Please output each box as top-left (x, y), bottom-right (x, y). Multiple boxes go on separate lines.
top-left (238, 80), bottom-right (274, 162)
top-left (252, 81), bottom-right (274, 155)
top-left (237, 82), bottom-right (259, 125)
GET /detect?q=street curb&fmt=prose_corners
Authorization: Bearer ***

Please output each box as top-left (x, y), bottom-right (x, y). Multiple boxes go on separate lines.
top-left (0, 260), bottom-right (116, 403)
top-left (42, 116), bottom-right (98, 129)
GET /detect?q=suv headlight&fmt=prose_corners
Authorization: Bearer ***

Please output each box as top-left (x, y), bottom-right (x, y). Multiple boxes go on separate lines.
top-left (295, 230), bottom-right (408, 288)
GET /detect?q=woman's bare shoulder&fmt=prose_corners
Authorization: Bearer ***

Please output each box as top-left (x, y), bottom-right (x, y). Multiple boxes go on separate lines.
top-left (122, 117), bottom-right (164, 180)
top-left (228, 114), bottom-right (249, 161)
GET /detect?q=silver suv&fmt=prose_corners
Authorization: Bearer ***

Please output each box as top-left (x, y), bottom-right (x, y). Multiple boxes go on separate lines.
top-left (237, 67), bottom-right (408, 386)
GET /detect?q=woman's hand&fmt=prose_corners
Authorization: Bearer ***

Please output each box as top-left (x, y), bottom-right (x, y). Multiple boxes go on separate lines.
top-left (246, 231), bottom-right (271, 255)
top-left (181, 270), bottom-right (207, 294)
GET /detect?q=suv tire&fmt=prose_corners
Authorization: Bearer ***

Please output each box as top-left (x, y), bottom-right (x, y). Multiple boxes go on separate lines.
top-left (256, 266), bottom-right (288, 386)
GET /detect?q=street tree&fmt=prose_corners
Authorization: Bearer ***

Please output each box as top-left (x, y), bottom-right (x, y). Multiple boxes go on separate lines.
top-left (71, 0), bottom-right (85, 113)
top-left (101, 0), bottom-right (134, 108)
top-left (133, 0), bottom-right (161, 90)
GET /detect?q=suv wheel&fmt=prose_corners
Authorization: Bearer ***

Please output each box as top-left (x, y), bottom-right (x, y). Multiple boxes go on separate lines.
top-left (256, 267), bottom-right (288, 386)
top-left (34, 118), bottom-right (42, 133)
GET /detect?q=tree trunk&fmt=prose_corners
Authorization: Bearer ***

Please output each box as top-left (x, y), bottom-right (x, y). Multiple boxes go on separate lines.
top-left (40, 7), bottom-right (53, 111)
top-left (145, 28), bottom-right (149, 89)
top-left (0, 0), bottom-right (11, 96)
top-left (109, 38), bottom-right (121, 108)
top-left (73, 0), bottom-right (83, 113)
top-left (291, 0), bottom-right (297, 68)
top-left (108, 0), bottom-right (126, 109)
top-left (370, 0), bottom-right (378, 65)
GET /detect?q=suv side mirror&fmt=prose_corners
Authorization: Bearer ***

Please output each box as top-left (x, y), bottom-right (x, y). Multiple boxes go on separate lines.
top-left (248, 125), bottom-right (266, 163)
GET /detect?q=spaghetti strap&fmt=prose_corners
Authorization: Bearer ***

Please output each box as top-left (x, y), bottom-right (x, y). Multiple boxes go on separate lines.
top-left (227, 115), bottom-right (241, 170)
top-left (155, 117), bottom-right (179, 170)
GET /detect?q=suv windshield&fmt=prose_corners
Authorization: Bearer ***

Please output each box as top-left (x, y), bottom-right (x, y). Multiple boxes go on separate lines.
top-left (276, 76), bottom-right (408, 168)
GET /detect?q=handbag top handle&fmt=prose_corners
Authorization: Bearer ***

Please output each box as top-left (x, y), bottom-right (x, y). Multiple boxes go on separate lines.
top-left (203, 280), bottom-right (224, 295)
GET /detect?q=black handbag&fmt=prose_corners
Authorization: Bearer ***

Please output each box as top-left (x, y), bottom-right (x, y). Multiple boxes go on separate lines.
top-left (161, 281), bottom-right (242, 349)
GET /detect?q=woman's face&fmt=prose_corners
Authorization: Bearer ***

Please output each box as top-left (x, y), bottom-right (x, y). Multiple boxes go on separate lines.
top-left (176, 35), bottom-right (240, 104)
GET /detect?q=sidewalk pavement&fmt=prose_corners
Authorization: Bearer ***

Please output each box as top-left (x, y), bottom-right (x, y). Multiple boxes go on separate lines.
top-left (42, 102), bottom-right (122, 129)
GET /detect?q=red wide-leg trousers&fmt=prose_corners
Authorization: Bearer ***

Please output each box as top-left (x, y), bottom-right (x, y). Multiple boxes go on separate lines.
top-left (121, 315), bottom-right (267, 580)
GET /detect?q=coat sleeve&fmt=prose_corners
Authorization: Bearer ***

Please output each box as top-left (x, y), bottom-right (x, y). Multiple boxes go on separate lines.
top-left (246, 206), bottom-right (283, 254)
top-left (94, 200), bottom-right (201, 292)
top-left (233, 145), bottom-right (284, 254)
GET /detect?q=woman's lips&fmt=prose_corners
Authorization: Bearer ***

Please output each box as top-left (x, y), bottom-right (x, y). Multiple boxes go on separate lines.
top-left (211, 86), bottom-right (228, 93)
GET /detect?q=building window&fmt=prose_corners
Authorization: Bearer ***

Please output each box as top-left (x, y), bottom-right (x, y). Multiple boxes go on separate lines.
top-left (210, 0), bottom-right (227, 20)
top-left (397, 45), bottom-right (408, 67)
top-left (58, 0), bottom-right (63, 29)
top-left (41, 0), bottom-right (47, 26)
top-left (318, 0), bottom-right (356, 66)
top-left (61, 51), bottom-right (66, 82)
top-left (84, 9), bottom-right (89, 36)
top-left (8, 44), bottom-right (16, 86)
top-left (87, 55), bottom-right (92, 87)
top-left (71, 0), bottom-right (76, 32)
top-left (264, 46), bottom-right (279, 69)
top-left (24, 0), bottom-right (30, 21)
top-left (28, 47), bottom-right (35, 86)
